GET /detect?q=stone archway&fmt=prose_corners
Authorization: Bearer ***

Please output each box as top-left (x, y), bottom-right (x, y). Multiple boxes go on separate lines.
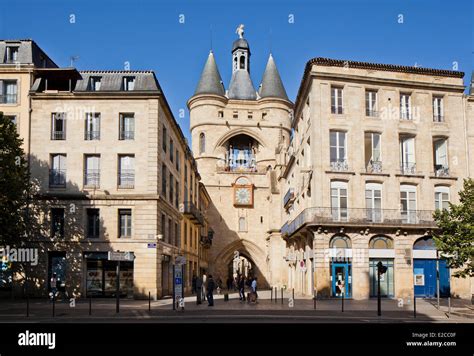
top-left (213, 239), bottom-right (269, 288)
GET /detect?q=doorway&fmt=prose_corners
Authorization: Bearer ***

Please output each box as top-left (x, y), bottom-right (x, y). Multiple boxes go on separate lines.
top-left (331, 262), bottom-right (352, 298)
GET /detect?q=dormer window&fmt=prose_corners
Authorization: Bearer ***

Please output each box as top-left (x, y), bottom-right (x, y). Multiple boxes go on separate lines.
top-left (89, 77), bottom-right (101, 91)
top-left (123, 77), bottom-right (135, 91)
top-left (6, 46), bottom-right (19, 63)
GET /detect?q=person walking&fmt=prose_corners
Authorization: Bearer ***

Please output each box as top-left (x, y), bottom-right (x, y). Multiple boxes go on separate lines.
top-left (251, 277), bottom-right (258, 303)
top-left (202, 273), bottom-right (207, 301)
top-left (207, 275), bottom-right (215, 306)
top-left (195, 275), bottom-right (203, 305)
top-left (238, 275), bottom-right (246, 301)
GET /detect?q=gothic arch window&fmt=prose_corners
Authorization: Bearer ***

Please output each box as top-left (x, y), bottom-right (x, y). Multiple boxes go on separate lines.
top-left (199, 132), bottom-right (205, 154)
top-left (330, 235), bottom-right (351, 249)
top-left (238, 217), bottom-right (247, 232)
top-left (369, 235), bottom-right (393, 249)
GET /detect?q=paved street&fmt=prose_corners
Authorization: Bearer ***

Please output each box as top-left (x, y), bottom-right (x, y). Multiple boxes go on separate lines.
top-left (0, 290), bottom-right (471, 323)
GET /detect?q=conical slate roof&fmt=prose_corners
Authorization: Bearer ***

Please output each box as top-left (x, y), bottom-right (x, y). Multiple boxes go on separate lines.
top-left (194, 51), bottom-right (225, 96)
top-left (228, 70), bottom-right (257, 100)
top-left (258, 54), bottom-right (289, 100)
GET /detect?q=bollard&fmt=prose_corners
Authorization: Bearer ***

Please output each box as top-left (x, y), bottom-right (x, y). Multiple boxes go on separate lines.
top-left (413, 295), bottom-right (416, 318)
top-left (26, 294), bottom-right (29, 317)
top-left (448, 297), bottom-right (451, 318)
top-left (271, 287), bottom-right (273, 302)
top-left (281, 288), bottom-right (283, 305)
top-left (341, 293), bottom-right (344, 312)
top-left (52, 295), bottom-right (55, 317)
top-left (89, 297), bottom-right (92, 316)
top-left (292, 288), bottom-right (295, 302)
top-left (313, 296), bottom-right (316, 310)
top-left (149, 292), bottom-right (151, 312)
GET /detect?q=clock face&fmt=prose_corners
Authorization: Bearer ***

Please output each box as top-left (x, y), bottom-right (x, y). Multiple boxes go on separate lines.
top-left (235, 187), bottom-right (251, 205)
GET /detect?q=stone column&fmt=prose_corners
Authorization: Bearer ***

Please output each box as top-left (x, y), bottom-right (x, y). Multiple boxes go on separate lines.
top-left (352, 233), bottom-right (370, 300)
top-left (313, 230), bottom-right (330, 297)
top-left (267, 232), bottom-right (287, 288)
top-left (395, 233), bottom-right (414, 300)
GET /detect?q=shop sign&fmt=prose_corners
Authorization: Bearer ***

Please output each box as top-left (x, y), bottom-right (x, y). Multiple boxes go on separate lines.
top-left (108, 251), bottom-right (135, 262)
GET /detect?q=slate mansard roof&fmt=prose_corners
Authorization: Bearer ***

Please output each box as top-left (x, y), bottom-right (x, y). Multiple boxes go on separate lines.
top-left (75, 71), bottom-right (161, 92)
top-left (0, 39), bottom-right (57, 68)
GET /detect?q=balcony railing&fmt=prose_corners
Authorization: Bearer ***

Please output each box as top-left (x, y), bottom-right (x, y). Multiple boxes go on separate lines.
top-left (49, 169), bottom-right (66, 187)
top-left (118, 170), bottom-right (135, 188)
top-left (85, 131), bottom-right (100, 140)
top-left (179, 201), bottom-right (204, 225)
top-left (84, 170), bottom-right (100, 188)
top-left (283, 188), bottom-right (295, 208)
top-left (331, 106), bottom-right (344, 115)
top-left (366, 109), bottom-right (379, 117)
top-left (330, 159), bottom-right (349, 172)
top-left (433, 115), bottom-right (444, 123)
top-left (400, 163), bottom-right (417, 175)
top-left (51, 130), bottom-right (66, 140)
top-left (281, 207), bottom-right (436, 237)
top-left (0, 94), bottom-right (17, 104)
top-left (119, 130), bottom-right (135, 140)
top-left (400, 110), bottom-right (412, 120)
top-left (434, 165), bottom-right (450, 177)
top-left (366, 160), bottom-right (383, 174)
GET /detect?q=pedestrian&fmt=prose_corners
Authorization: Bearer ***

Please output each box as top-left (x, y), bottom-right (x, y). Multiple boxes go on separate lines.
top-left (238, 275), bottom-right (246, 301)
top-left (50, 273), bottom-right (58, 301)
top-left (207, 274), bottom-right (215, 306)
top-left (196, 275), bottom-right (203, 305)
top-left (251, 277), bottom-right (258, 303)
top-left (202, 272), bottom-right (207, 301)
top-left (192, 274), bottom-right (197, 294)
top-left (226, 276), bottom-right (232, 291)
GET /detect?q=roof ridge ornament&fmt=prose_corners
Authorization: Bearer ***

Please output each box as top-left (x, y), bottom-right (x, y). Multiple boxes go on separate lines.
top-left (236, 24), bottom-right (245, 39)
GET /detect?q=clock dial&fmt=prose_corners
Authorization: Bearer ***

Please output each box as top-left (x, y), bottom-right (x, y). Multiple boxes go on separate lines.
top-left (235, 187), bottom-right (251, 205)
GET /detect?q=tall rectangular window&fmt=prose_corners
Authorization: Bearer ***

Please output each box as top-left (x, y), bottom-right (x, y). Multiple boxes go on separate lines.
top-left (86, 209), bottom-right (100, 238)
top-left (119, 209), bottom-right (132, 238)
top-left (84, 155), bottom-right (100, 188)
top-left (400, 136), bottom-right (416, 174)
top-left (175, 222), bottom-right (179, 248)
top-left (434, 186), bottom-right (450, 211)
top-left (365, 90), bottom-right (378, 117)
top-left (88, 77), bottom-right (101, 91)
top-left (184, 222), bottom-right (187, 246)
top-left (162, 164), bottom-right (167, 196)
top-left (176, 150), bottom-right (180, 171)
top-left (161, 214), bottom-right (167, 242)
top-left (51, 113), bottom-right (66, 140)
top-left (51, 208), bottom-right (65, 238)
top-left (170, 139), bottom-right (174, 162)
top-left (364, 132), bottom-right (382, 172)
top-left (400, 93), bottom-right (412, 120)
top-left (119, 113), bottom-right (135, 140)
top-left (330, 131), bottom-right (347, 171)
top-left (331, 181), bottom-right (348, 222)
top-left (433, 96), bottom-right (444, 122)
top-left (123, 77), bottom-right (135, 91)
top-left (400, 185), bottom-right (417, 223)
top-left (169, 173), bottom-right (174, 204)
top-left (365, 183), bottom-right (382, 222)
top-left (168, 218), bottom-right (173, 245)
top-left (175, 180), bottom-right (179, 209)
top-left (162, 126), bottom-right (167, 152)
top-left (118, 155), bottom-right (135, 188)
top-left (6, 46), bottom-right (19, 62)
top-left (331, 86), bottom-right (343, 114)
top-left (50, 154), bottom-right (67, 187)
top-left (85, 113), bottom-right (100, 140)
top-left (0, 80), bottom-right (18, 104)
top-left (433, 138), bottom-right (448, 176)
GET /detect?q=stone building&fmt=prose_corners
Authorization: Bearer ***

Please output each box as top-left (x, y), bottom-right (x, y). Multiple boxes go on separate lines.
top-left (188, 31), bottom-right (293, 287)
top-left (280, 58), bottom-right (472, 300)
top-left (26, 67), bottom-right (210, 299)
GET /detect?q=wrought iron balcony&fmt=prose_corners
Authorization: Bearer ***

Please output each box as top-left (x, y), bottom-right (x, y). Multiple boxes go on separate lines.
top-left (84, 170), bottom-right (100, 188)
top-left (331, 106), bottom-right (344, 115)
top-left (330, 159), bottom-right (349, 172)
top-left (51, 130), bottom-right (66, 140)
top-left (49, 169), bottom-right (66, 187)
top-left (366, 109), bottom-right (379, 117)
top-left (118, 170), bottom-right (135, 188)
top-left (180, 201), bottom-right (204, 225)
top-left (283, 188), bottom-right (295, 208)
top-left (281, 207), bottom-right (436, 237)
top-left (400, 163), bottom-right (417, 175)
top-left (400, 110), bottom-right (412, 120)
top-left (85, 130), bottom-right (100, 140)
top-left (0, 94), bottom-right (17, 104)
top-left (366, 160), bottom-right (383, 174)
top-left (434, 165), bottom-right (450, 177)
top-left (119, 130), bottom-right (135, 140)
top-left (433, 114), bottom-right (444, 123)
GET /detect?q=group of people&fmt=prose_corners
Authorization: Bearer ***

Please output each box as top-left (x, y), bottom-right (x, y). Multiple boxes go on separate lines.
top-left (192, 273), bottom-right (258, 306)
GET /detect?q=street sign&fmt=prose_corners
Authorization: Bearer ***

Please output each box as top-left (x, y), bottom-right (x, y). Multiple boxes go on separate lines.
top-left (147, 243), bottom-right (157, 249)
top-left (108, 251), bottom-right (135, 262)
top-left (175, 255), bottom-right (186, 265)
top-left (173, 264), bottom-right (184, 310)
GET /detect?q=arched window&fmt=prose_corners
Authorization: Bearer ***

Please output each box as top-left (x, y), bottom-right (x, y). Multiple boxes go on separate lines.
top-left (414, 236), bottom-right (436, 250)
top-left (330, 235), bottom-right (351, 249)
top-left (239, 55), bottom-right (245, 69)
top-left (199, 132), bottom-right (205, 154)
top-left (238, 217), bottom-right (247, 232)
top-left (235, 176), bottom-right (250, 185)
top-left (369, 235), bottom-right (393, 249)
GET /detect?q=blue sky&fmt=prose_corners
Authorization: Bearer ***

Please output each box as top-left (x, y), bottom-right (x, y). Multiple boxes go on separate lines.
top-left (1, 0), bottom-right (472, 142)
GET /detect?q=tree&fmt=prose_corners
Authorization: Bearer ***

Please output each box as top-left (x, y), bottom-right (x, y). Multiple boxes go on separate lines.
top-left (0, 111), bottom-right (31, 247)
top-left (433, 178), bottom-right (474, 278)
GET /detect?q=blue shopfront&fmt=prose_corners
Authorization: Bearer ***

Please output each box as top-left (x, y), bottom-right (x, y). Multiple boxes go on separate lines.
top-left (330, 235), bottom-right (352, 298)
top-left (413, 236), bottom-right (450, 298)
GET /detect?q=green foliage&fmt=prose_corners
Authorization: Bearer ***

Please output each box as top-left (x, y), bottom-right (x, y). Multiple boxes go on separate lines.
top-left (433, 178), bottom-right (474, 278)
top-left (0, 112), bottom-right (31, 246)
